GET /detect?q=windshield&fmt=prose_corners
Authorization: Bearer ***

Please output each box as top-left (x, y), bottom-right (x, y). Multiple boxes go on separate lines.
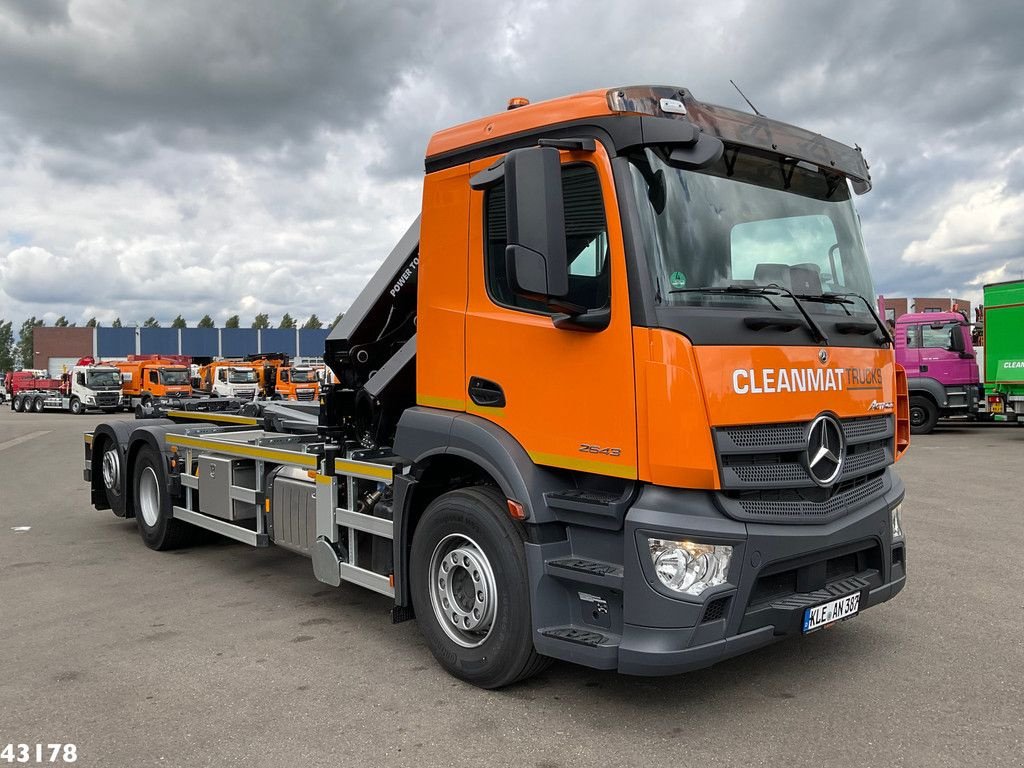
top-left (628, 147), bottom-right (875, 314)
top-left (290, 369), bottom-right (314, 383)
top-left (159, 369), bottom-right (190, 386)
top-left (228, 369), bottom-right (257, 383)
top-left (86, 370), bottom-right (121, 388)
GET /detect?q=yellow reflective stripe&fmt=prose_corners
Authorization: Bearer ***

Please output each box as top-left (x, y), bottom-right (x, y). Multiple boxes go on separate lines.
top-left (166, 410), bottom-right (259, 426)
top-left (333, 458), bottom-right (394, 482)
top-left (315, 473), bottom-right (334, 486)
top-left (166, 434), bottom-right (318, 467)
top-left (84, 433), bottom-right (93, 445)
top-left (417, 394), bottom-right (465, 410)
top-left (466, 404), bottom-right (505, 418)
top-left (528, 451), bottom-right (637, 479)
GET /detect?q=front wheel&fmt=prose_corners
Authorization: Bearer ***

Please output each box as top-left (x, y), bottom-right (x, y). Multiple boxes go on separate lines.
top-left (909, 395), bottom-right (938, 435)
top-left (410, 486), bottom-right (548, 688)
top-left (133, 446), bottom-right (194, 550)
top-left (69, 397), bottom-right (84, 415)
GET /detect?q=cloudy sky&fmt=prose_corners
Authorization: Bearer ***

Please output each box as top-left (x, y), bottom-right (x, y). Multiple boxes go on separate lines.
top-left (1, 0), bottom-right (1022, 327)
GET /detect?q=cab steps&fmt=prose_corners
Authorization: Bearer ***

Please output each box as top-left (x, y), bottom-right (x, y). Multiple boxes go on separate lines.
top-left (544, 557), bottom-right (623, 590)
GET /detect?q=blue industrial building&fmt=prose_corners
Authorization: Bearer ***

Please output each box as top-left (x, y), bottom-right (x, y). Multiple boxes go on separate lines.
top-left (93, 327), bottom-right (331, 359)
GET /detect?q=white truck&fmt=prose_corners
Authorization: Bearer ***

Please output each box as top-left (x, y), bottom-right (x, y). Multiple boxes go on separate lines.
top-left (11, 364), bottom-right (123, 414)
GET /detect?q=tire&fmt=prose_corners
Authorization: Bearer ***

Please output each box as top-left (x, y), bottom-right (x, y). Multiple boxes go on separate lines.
top-left (69, 397), bottom-right (84, 415)
top-left (12, 395), bottom-right (24, 412)
top-left (33, 396), bottom-right (45, 413)
top-left (132, 445), bottom-right (193, 550)
top-left (909, 395), bottom-right (938, 435)
top-left (410, 486), bottom-right (549, 688)
top-left (99, 438), bottom-right (126, 517)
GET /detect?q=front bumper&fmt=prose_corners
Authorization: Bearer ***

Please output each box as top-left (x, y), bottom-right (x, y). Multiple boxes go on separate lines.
top-left (530, 467), bottom-right (906, 676)
top-left (617, 469), bottom-right (905, 675)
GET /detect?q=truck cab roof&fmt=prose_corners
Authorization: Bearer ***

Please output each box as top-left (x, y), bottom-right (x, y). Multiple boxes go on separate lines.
top-left (896, 311), bottom-right (967, 326)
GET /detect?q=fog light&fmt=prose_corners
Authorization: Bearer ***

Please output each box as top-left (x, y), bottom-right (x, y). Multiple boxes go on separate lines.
top-left (891, 503), bottom-right (904, 539)
top-left (647, 538), bottom-right (732, 596)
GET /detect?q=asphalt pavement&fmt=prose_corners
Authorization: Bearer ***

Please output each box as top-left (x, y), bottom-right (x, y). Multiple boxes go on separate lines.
top-left (1, 408), bottom-right (1022, 767)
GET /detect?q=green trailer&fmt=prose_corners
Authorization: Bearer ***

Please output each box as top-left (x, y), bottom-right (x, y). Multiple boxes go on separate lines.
top-left (982, 279), bottom-right (1024, 422)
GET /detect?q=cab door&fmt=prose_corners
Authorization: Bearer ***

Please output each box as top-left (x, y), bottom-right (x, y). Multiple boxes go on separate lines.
top-left (464, 145), bottom-right (637, 480)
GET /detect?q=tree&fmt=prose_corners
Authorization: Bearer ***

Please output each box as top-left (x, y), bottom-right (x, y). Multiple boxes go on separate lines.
top-left (301, 313), bottom-right (323, 330)
top-left (251, 313), bottom-right (270, 329)
top-left (330, 312), bottom-right (344, 330)
top-left (111, 318), bottom-right (123, 328)
top-left (279, 313), bottom-right (296, 329)
top-left (0, 319), bottom-right (15, 373)
top-left (171, 315), bottom-right (187, 329)
top-left (142, 317), bottom-right (160, 328)
top-left (85, 317), bottom-right (98, 328)
top-left (225, 314), bottom-right (240, 329)
top-left (197, 315), bottom-right (215, 328)
top-left (54, 315), bottom-right (70, 327)
top-left (16, 317), bottom-right (44, 369)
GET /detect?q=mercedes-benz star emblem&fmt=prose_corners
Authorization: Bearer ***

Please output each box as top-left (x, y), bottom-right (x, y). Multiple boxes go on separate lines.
top-left (805, 414), bottom-right (845, 486)
top-left (818, 348), bottom-right (829, 364)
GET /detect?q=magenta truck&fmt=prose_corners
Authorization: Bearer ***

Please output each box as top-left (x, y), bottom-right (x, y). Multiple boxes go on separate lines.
top-left (895, 311), bottom-right (980, 434)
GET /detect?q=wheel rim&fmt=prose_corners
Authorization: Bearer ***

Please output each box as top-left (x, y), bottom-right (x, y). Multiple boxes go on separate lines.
top-left (102, 448), bottom-right (120, 492)
top-left (138, 466), bottom-right (160, 527)
top-left (910, 406), bottom-right (926, 427)
top-left (428, 533), bottom-right (498, 648)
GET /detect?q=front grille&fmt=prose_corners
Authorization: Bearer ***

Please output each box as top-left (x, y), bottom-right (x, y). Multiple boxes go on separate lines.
top-left (714, 414), bottom-right (893, 523)
top-left (296, 389), bottom-right (316, 401)
top-left (731, 474), bottom-right (886, 522)
top-left (96, 392), bottom-right (118, 406)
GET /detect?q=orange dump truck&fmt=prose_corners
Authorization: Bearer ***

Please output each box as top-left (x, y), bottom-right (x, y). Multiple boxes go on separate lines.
top-left (112, 356), bottom-right (193, 409)
top-left (244, 355), bottom-right (321, 401)
top-left (85, 85), bottom-right (909, 689)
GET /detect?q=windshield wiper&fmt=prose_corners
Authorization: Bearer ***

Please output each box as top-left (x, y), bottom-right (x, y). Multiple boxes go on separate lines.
top-left (797, 291), bottom-right (893, 345)
top-left (668, 285), bottom-right (783, 310)
top-left (668, 284), bottom-right (830, 344)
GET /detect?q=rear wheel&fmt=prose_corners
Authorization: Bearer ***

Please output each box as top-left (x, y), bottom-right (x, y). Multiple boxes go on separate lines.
top-left (69, 397), bottom-right (84, 415)
top-left (133, 446), bottom-right (193, 550)
top-left (33, 396), bottom-right (45, 413)
top-left (100, 440), bottom-right (126, 516)
top-left (12, 395), bottom-right (24, 412)
top-left (410, 486), bottom-right (548, 688)
top-left (909, 396), bottom-right (938, 434)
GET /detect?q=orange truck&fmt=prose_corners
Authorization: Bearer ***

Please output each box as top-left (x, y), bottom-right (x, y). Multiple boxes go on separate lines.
top-left (85, 85), bottom-right (909, 689)
top-left (243, 355), bottom-right (321, 401)
top-left (111, 356), bottom-right (193, 409)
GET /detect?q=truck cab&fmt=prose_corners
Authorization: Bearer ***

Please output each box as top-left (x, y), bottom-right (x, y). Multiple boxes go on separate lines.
top-left (198, 362), bottom-right (260, 399)
top-left (70, 365), bottom-right (124, 413)
top-left (275, 366), bottom-right (320, 401)
top-left (895, 311), bottom-right (979, 433)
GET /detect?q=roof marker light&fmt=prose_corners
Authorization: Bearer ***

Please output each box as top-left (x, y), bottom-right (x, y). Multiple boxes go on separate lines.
top-left (507, 97), bottom-right (530, 110)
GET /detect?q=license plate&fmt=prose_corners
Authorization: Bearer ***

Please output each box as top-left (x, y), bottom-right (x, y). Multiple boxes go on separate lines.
top-left (802, 592), bottom-right (860, 633)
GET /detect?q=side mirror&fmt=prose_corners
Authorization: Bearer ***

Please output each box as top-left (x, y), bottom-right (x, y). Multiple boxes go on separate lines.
top-left (949, 328), bottom-right (965, 353)
top-left (504, 146), bottom-right (568, 302)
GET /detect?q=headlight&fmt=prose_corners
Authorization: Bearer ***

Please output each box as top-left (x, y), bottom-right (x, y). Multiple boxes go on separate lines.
top-left (647, 538), bottom-right (732, 596)
top-left (891, 503), bottom-right (904, 539)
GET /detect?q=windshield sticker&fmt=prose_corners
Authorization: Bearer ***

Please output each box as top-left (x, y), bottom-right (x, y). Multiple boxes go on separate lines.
top-left (669, 271), bottom-right (687, 289)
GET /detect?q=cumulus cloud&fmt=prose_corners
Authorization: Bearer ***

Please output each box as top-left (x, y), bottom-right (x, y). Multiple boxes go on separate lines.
top-left (0, 0), bottom-right (1023, 327)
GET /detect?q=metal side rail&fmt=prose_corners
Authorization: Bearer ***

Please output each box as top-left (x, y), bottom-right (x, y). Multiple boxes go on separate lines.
top-left (172, 505), bottom-right (269, 547)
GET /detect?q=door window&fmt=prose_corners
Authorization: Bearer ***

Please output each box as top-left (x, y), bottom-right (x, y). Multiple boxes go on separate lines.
top-left (921, 323), bottom-right (959, 350)
top-left (484, 163), bottom-right (609, 313)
